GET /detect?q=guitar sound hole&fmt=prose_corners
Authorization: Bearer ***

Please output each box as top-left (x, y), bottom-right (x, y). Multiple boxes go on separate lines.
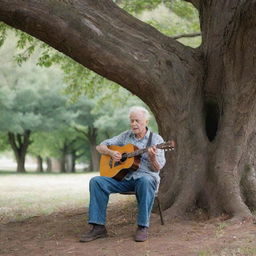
top-left (114, 161), bottom-right (121, 167)
top-left (121, 153), bottom-right (127, 162)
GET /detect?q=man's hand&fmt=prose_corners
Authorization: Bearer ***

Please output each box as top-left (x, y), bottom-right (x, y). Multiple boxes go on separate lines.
top-left (147, 146), bottom-right (161, 172)
top-left (96, 145), bottom-right (122, 162)
top-left (111, 151), bottom-right (122, 162)
top-left (148, 145), bottom-right (157, 160)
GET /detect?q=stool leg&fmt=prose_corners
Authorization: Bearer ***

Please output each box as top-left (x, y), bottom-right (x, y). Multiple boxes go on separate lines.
top-left (156, 196), bottom-right (164, 225)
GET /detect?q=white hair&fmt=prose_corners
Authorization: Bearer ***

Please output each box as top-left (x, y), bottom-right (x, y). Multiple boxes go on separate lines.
top-left (129, 106), bottom-right (150, 121)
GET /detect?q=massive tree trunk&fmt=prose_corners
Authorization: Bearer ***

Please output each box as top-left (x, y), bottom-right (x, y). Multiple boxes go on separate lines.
top-left (190, 0), bottom-right (256, 219)
top-left (1, 0), bottom-right (256, 220)
top-left (7, 130), bottom-right (31, 173)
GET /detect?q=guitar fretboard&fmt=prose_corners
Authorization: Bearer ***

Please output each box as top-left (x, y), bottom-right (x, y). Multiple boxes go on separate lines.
top-left (121, 141), bottom-right (173, 159)
top-left (125, 148), bottom-right (148, 158)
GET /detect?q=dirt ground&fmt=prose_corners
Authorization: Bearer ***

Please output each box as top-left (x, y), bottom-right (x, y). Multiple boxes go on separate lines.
top-left (0, 199), bottom-right (256, 256)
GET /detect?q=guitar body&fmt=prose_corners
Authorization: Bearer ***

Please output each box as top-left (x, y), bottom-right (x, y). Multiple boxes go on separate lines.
top-left (100, 144), bottom-right (141, 181)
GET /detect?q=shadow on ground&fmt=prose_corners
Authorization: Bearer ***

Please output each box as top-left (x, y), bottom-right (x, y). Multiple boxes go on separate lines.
top-left (0, 198), bottom-right (256, 256)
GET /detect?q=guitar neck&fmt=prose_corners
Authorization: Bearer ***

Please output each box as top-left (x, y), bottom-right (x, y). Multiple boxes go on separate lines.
top-left (122, 141), bottom-right (173, 159)
top-left (126, 147), bottom-right (148, 158)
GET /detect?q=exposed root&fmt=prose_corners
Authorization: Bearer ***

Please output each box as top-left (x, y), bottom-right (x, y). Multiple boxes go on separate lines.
top-left (241, 166), bottom-right (256, 209)
top-left (226, 215), bottom-right (255, 225)
top-left (163, 207), bottom-right (185, 222)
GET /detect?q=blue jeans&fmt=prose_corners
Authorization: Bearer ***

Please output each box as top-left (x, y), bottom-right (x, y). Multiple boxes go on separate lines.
top-left (88, 175), bottom-right (157, 227)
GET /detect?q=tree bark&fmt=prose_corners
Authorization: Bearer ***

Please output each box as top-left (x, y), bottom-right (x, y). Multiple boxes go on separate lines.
top-left (36, 155), bottom-right (44, 172)
top-left (87, 127), bottom-right (100, 172)
top-left (1, 0), bottom-right (256, 220)
top-left (7, 130), bottom-right (31, 173)
top-left (59, 156), bottom-right (66, 173)
top-left (70, 152), bottom-right (76, 173)
top-left (70, 148), bottom-right (86, 172)
top-left (58, 141), bottom-right (68, 173)
top-left (75, 126), bottom-right (100, 172)
top-left (46, 157), bottom-right (52, 172)
top-left (196, 0), bottom-right (256, 219)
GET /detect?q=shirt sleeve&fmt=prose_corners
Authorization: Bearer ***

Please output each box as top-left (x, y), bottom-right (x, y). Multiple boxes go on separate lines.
top-left (100, 131), bottom-right (128, 147)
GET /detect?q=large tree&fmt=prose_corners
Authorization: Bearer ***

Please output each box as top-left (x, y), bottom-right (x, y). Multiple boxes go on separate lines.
top-left (0, 0), bottom-right (256, 220)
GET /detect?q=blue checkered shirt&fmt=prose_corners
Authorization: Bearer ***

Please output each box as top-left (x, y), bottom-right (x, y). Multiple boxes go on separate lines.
top-left (100, 129), bottom-right (166, 185)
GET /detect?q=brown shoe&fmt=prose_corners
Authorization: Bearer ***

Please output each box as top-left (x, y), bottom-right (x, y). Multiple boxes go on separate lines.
top-left (134, 226), bottom-right (148, 242)
top-left (79, 225), bottom-right (107, 242)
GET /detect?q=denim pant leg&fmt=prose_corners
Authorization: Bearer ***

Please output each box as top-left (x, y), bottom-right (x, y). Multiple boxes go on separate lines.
top-left (88, 176), bottom-right (134, 225)
top-left (134, 175), bottom-right (157, 227)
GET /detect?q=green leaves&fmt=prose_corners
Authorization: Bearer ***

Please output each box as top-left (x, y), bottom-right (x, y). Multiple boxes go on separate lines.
top-left (114, 0), bottom-right (165, 14)
top-left (0, 1), bottom-right (201, 104)
top-left (138, 1), bottom-right (200, 47)
top-left (13, 30), bottom-right (38, 65)
top-left (0, 0), bottom-right (201, 122)
top-left (171, 0), bottom-right (198, 20)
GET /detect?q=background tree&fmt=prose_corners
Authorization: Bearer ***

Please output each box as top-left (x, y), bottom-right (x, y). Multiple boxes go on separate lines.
top-left (69, 97), bottom-right (100, 173)
top-left (0, 61), bottom-right (74, 172)
top-left (39, 128), bottom-right (86, 173)
top-left (0, 132), bottom-right (9, 152)
top-left (0, 0), bottom-right (256, 221)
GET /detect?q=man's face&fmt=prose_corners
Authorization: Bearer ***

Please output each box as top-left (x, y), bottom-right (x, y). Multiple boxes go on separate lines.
top-left (129, 111), bottom-right (148, 136)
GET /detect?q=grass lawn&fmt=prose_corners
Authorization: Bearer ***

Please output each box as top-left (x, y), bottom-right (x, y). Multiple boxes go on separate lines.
top-left (0, 171), bottom-right (98, 223)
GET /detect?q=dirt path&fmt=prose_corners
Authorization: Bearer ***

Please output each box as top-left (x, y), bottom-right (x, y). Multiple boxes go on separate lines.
top-left (0, 199), bottom-right (256, 256)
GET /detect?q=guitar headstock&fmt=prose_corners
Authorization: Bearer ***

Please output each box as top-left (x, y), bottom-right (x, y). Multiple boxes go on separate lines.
top-left (156, 140), bottom-right (175, 151)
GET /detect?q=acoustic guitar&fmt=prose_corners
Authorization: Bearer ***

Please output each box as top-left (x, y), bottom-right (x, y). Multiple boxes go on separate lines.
top-left (100, 141), bottom-right (175, 181)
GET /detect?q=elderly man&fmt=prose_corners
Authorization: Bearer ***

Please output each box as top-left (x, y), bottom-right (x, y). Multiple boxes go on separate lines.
top-left (80, 106), bottom-right (166, 242)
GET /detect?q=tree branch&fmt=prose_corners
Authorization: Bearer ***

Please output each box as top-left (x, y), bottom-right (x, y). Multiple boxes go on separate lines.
top-left (75, 151), bottom-right (86, 159)
top-left (8, 132), bottom-right (18, 152)
top-left (17, 134), bottom-right (23, 149)
top-left (74, 126), bottom-right (88, 138)
top-left (0, 0), bottom-right (199, 100)
top-left (171, 32), bottom-right (201, 40)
